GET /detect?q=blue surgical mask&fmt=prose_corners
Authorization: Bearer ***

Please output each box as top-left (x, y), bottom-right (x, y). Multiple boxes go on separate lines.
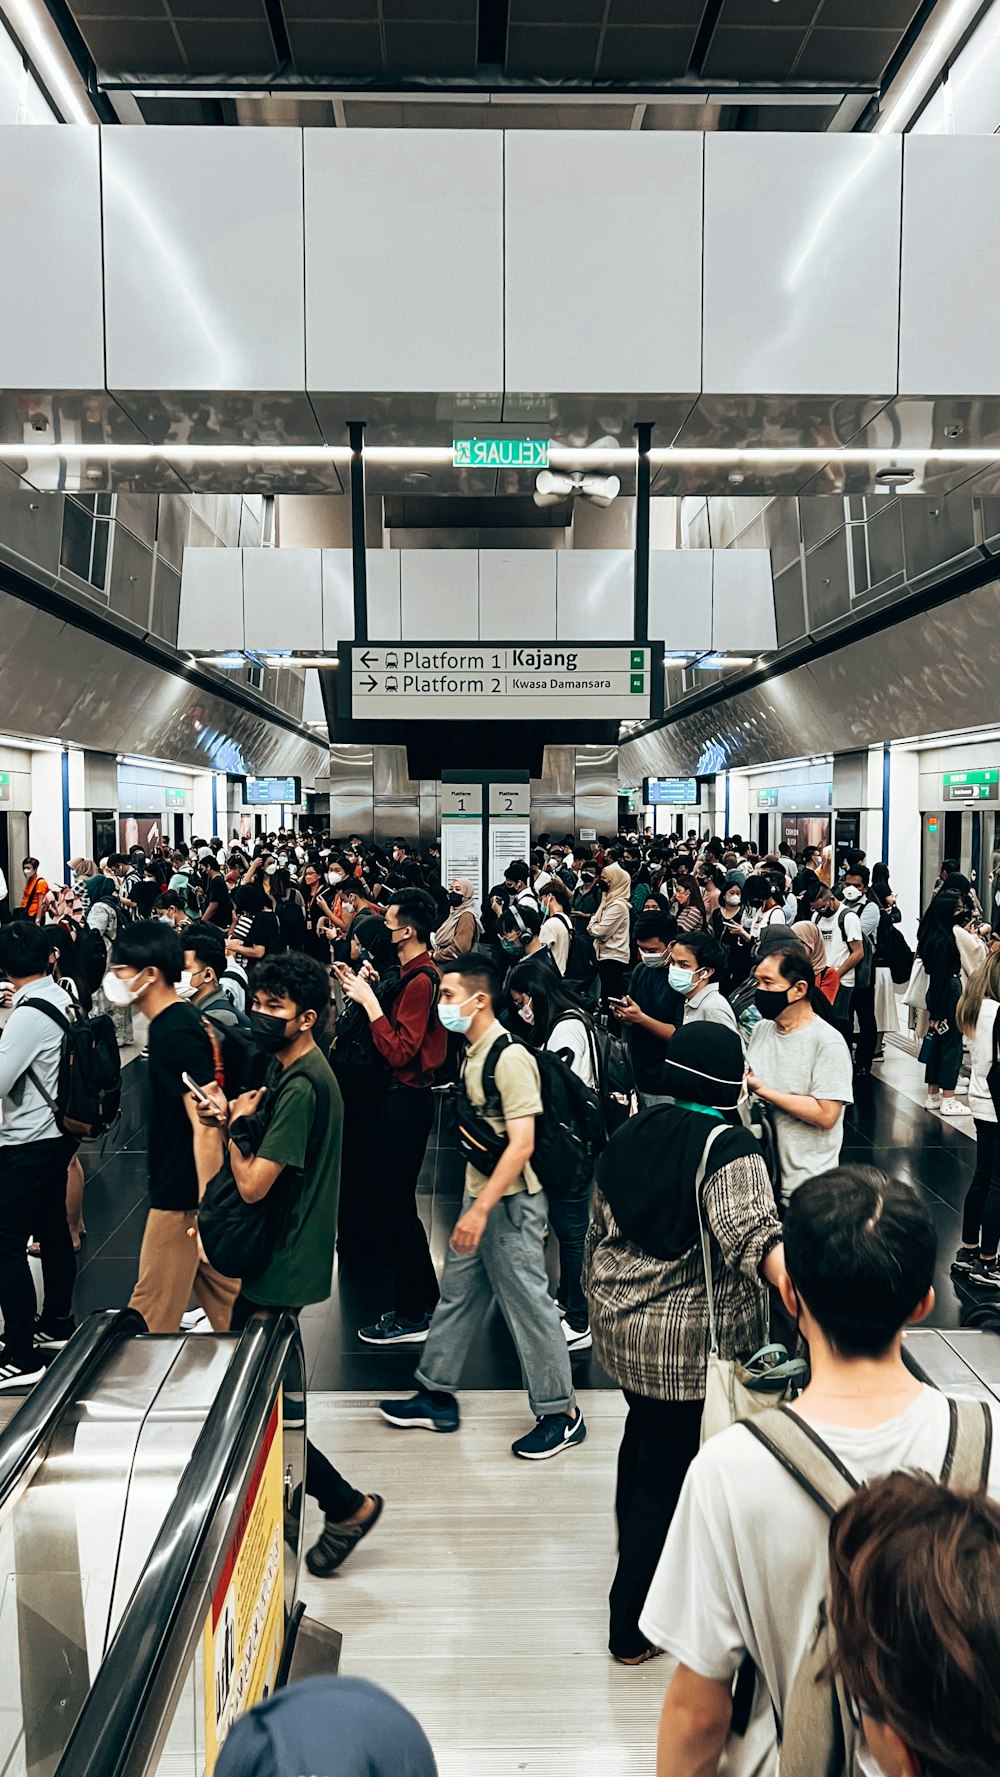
top-left (668, 964), bottom-right (695, 993)
top-left (439, 994), bottom-right (478, 1035)
top-left (500, 938), bottom-right (522, 955)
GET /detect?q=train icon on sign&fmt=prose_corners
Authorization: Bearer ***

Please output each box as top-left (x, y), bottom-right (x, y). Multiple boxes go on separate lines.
top-left (385, 677), bottom-right (399, 693)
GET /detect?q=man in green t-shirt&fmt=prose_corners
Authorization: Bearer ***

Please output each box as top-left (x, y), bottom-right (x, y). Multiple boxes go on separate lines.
top-left (198, 952), bottom-right (383, 1579)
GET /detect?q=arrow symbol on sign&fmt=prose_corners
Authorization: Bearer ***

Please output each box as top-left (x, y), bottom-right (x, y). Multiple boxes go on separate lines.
top-left (360, 650), bottom-right (375, 668)
top-left (361, 674), bottom-right (376, 692)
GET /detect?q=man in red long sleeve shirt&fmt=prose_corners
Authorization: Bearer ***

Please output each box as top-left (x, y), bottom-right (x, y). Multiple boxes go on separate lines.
top-left (337, 888), bottom-right (447, 1345)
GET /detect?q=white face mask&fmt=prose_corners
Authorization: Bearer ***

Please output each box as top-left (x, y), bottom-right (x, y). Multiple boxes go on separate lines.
top-left (328, 871), bottom-right (343, 885)
top-left (103, 969), bottom-right (144, 1007)
top-left (638, 949), bottom-right (668, 968)
top-left (517, 1001), bottom-right (535, 1026)
top-left (176, 969), bottom-right (198, 1001)
top-left (842, 886), bottom-right (863, 903)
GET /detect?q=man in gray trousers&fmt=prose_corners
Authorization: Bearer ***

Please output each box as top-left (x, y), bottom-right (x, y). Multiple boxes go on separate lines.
top-left (378, 950), bottom-right (587, 1461)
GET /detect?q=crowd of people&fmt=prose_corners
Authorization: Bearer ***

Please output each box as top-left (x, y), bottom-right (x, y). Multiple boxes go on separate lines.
top-left (1, 821), bottom-right (999, 1773)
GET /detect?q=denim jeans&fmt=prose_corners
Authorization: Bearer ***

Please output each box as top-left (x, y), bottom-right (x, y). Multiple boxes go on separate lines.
top-left (416, 1190), bottom-right (575, 1418)
top-left (546, 1188), bottom-right (591, 1332)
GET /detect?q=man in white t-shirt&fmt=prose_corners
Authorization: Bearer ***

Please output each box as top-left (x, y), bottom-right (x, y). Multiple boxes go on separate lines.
top-left (810, 883), bottom-right (863, 1038)
top-left (746, 940), bottom-right (853, 1202)
top-left (641, 1166), bottom-right (1000, 1777)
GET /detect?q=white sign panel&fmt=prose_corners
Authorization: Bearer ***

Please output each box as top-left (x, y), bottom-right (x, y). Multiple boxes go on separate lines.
top-left (488, 783), bottom-right (530, 818)
top-left (348, 644), bottom-right (653, 720)
top-left (441, 818), bottom-right (483, 907)
top-left (489, 818), bottom-right (531, 891)
top-left (441, 783), bottom-right (483, 817)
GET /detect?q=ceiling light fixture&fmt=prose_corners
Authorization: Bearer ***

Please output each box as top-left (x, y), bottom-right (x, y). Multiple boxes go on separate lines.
top-left (876, 0), bottom-right (984, 134)
top-left (533, 467), bottom-right (621, 509)
top-left (3, 0), bottom-right (93, 124)
top-left (874, 466), bottom-right (916, 487)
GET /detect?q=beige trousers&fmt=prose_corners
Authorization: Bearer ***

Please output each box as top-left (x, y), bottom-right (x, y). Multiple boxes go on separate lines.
top-left (128, 1208), bottom-right (241, 1333)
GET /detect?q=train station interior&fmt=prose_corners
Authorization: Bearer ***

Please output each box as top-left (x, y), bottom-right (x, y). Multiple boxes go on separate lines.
top-left (2, 0), bottom-right (1000, 1773)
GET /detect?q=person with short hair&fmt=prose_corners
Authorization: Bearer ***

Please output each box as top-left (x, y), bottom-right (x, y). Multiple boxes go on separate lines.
top-left (214, 1675), bottom-right (438, 1777)
top-left (643, 1167), bottom-right (1000, 1777)
top-left (378, 950), bottom-right (586, 1461)
top-left (337, 889), bottom-right (447, 1346)
top-left (613, 912), bottom-right (683, 1108)
top-left (110, 919), bottom-right (240, 1334)
top-left (19, 858), bottom-right (49, 924)
top-left (670, 933), bottom-right (737, 1032)
top-left (0, 920), bottom-right (78, 1385)
top-left (746, 939), bottom-right (853, 1201)
top-left (827, 1472), bottom-right (1000, 1777)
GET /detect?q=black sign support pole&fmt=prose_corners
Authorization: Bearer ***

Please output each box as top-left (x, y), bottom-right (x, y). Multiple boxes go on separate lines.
top-left (348, 421), bottom-right (368, 645)
top-left (634, 422), bottom-right (653, 644)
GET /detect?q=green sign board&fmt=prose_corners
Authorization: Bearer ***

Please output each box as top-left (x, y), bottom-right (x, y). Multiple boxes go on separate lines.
top-left (0, 771), bottom-right (8, 804)
top-left (452, 437), bottom-right (549, 470)
top-left (943, 768), bottom-right (1000, 804)
top-left (756, 787), bottom-right (778, 809)
top-left (165, 786), bottom-right (186, 807)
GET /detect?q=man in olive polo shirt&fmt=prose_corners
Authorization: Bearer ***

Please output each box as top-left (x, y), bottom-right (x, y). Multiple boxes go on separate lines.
top-left (198, 952), bottom-right (382, 1579)
top-left (379, 951), bottom-right (587, 1461)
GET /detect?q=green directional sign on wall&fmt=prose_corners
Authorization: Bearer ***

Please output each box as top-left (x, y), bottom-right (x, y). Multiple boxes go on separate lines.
top-left (452, 437), bottom-right (549, 469)
top-left (943, 768), bottom-right (1000, 803)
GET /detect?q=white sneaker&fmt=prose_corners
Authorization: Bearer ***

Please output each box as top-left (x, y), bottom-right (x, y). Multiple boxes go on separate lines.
top-left (562, 1322), bottom-right (593, 1351)
top-left (940, 1098), bottom-right (970, 1117)
top-left (180, 1309), bottom-right (212, 1332)
top-left (926, 1092), bottom-right (941, 1108)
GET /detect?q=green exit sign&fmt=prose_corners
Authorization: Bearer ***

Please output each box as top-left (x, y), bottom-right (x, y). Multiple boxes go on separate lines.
top-left (165, 787), bottom-right (186, 807)
top-left (757, 787), bottom-right (778, 809)
top-left (453, 437), bottom-right (549, 469)
top-left (943, 767), bottom-right (999, 803)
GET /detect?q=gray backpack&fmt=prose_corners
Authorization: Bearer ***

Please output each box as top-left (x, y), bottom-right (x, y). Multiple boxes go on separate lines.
top-left (739, 1398), bottom-right (993, 1777)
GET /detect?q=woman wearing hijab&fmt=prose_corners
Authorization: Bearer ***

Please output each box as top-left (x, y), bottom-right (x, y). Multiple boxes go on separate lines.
top-left (84, 872), bottom-right (132, 1044)
top-left (792, 919), bottom-right (840, 1004)
top-left (584, 1023), bottom-right (784, 1666)
top-left (588, 861), bottom-right (632, 1008)
top-left (431, 877), bottom-right (481, 962)
top-left (215, 1676), bottom-right (437, 1777)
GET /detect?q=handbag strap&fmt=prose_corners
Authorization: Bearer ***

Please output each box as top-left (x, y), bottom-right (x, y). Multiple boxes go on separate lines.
top-left (693, 1122), bottom-right (732, 1357)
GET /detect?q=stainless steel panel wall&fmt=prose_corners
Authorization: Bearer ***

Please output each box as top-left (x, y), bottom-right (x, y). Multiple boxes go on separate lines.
top-left (176, 548), bottom-right (244, 651)
top-left (575, 743), bottom-right (619, 837)
top-left (619, 576), bottom-right (1000, 779)
top-left (649, 551), bottom-right (712, 652)
top-left (243, 548), bottom-right (323, 651)
top-left (899, 137), bottom-right (1000, 399)
top-left (0, 587), bottom-right (327, 778)
top-left (556, 552), bottom-right (633, 640)
top-left (400, 551), bottom-right (479, 640)
top-left (479, 553), bottom-right (557, 641)
top-left (325, 742), bottom-right (373, 837)
top-left (0, 126), bottom-right (105, 400)
top-left (103, 127), bottom-right (309, 412)
top-left (305, 130), bottom-right (503, 431)
top-left (504, 132), bottom-right (702, 401)
top-left (712, 550), bottom-right (777, 651)
top-left (702, 133), bottom-right (902, 400)
top-left (0, 463), bottom-right (63, 580)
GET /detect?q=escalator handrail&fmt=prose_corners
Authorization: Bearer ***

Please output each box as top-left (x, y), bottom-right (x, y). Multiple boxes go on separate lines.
top-left (0, 1308), bottom-right (143, 1516)
top-left (55, 1310), bottom-right (302, 1777)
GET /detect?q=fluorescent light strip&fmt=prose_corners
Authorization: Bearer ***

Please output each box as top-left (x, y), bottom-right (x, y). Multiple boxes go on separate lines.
top-left (3, 0), bottom-right (93, 124)
top-left (876, 0), bottom-right (984, 134)
top-left (2, 442), bottom-right (999, 468)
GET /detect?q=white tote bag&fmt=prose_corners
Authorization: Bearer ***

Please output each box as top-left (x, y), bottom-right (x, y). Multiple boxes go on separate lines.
top-left (694, 1124), bottom-right (807, 1444)
top-left (903, 956), bottom-right (929, 1010)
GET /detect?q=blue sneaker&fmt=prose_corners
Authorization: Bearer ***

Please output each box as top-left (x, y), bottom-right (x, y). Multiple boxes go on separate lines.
top-left (378, 1391), bottom-right (460, 1434)
top-left (359, 1310), bottom-right (432, 1346)
top-left (511, 1408), bottom-right (587, 1461)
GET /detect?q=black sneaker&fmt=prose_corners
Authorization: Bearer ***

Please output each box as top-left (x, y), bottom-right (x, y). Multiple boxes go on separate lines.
top-left (951, 1246), bottom-right (980, 1275)
top-left (358, 1310), bottom-right (432, 1346)
top-left (969, 1258), bottom-right (1000, 1292)
top-left (378, 1391), bottom-right (460, 1434)
top-left (305, 1494), bottom-right (384, 1578)
top-left (0, 1352), bottom-right (46, 1391)
top-left (34, 1317), bottom-right (75, 1351)
top-left (511, 1408), bottom-right (588, 1461)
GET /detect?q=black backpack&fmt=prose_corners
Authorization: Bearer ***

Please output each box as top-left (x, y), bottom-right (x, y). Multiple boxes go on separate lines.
top-left (218, 969), bottom-right (248, 1014)
top-left (838, 908), bottom-right (875, 989)
top-left (558, 914), bottom-right (599, 988)
top-left (199, 1073), bottom-right (328, 1281)
top-left (21, 997), bottom-right (122, 1140)
top-left (276, 895), bottom-right (307, 951)
top-left (329, 966), bottom-right (437, 1087)
top-left (200, 1006), bottom-right (262, 1099)
top-left (75, 925), bottom-right (110, 993)
top-left (455, 1030), bottom-right (604, 1200)
top-left (590, 1022), bottom-right (640, 1136)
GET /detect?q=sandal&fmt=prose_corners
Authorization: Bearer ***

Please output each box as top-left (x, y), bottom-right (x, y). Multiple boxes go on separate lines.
top-left (612, 1646), bottom-right (664, 1667)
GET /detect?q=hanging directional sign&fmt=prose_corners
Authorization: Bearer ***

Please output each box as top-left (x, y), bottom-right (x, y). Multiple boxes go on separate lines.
top-left (942, 768), bottom-right (1000, 803)
top-left (342, 643), bottom-right (661, 722)
top-left (452, 438), bottom-right (549, 469)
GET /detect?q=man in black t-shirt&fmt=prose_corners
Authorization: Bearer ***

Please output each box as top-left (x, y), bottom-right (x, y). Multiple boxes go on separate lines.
top-left (105, 920), bottom-right (241, 1333)
top-left (202, 859), bottom-right (233, 931)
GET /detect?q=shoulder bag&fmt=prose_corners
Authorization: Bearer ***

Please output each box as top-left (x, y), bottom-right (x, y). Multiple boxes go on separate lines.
top-left (695, 1124), bottom-right (806, 1445)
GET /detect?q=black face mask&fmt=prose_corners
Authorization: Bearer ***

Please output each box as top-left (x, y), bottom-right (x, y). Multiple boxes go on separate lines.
top-left (754, 986), bottom-right (794, 1022)
top-left (249, 1010), bottom-right (291, 1053)
top-left (447, 891), bottom-right (464, 908)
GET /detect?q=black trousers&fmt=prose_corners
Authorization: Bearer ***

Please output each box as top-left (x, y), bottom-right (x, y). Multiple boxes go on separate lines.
top-left (598, 959), bottom-right (626, 1012)
top-left (925, 976), bottom-right (963, 1092)
top-left (609, 1391), bottom-right (704, 1659)
top-left (381, 1086), bottom-right (439, 1322)
top-left (336, 1075), bottom-right (388, 1261)
top-left (231, 1294), bottom-right (364, 1522)
top-left (850, 981), bottom-right (878, 1069)
top-left (963, 1120), bottom-right (1000, 1258)
top-left (0, 1135), bottom-right (76, 1365)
